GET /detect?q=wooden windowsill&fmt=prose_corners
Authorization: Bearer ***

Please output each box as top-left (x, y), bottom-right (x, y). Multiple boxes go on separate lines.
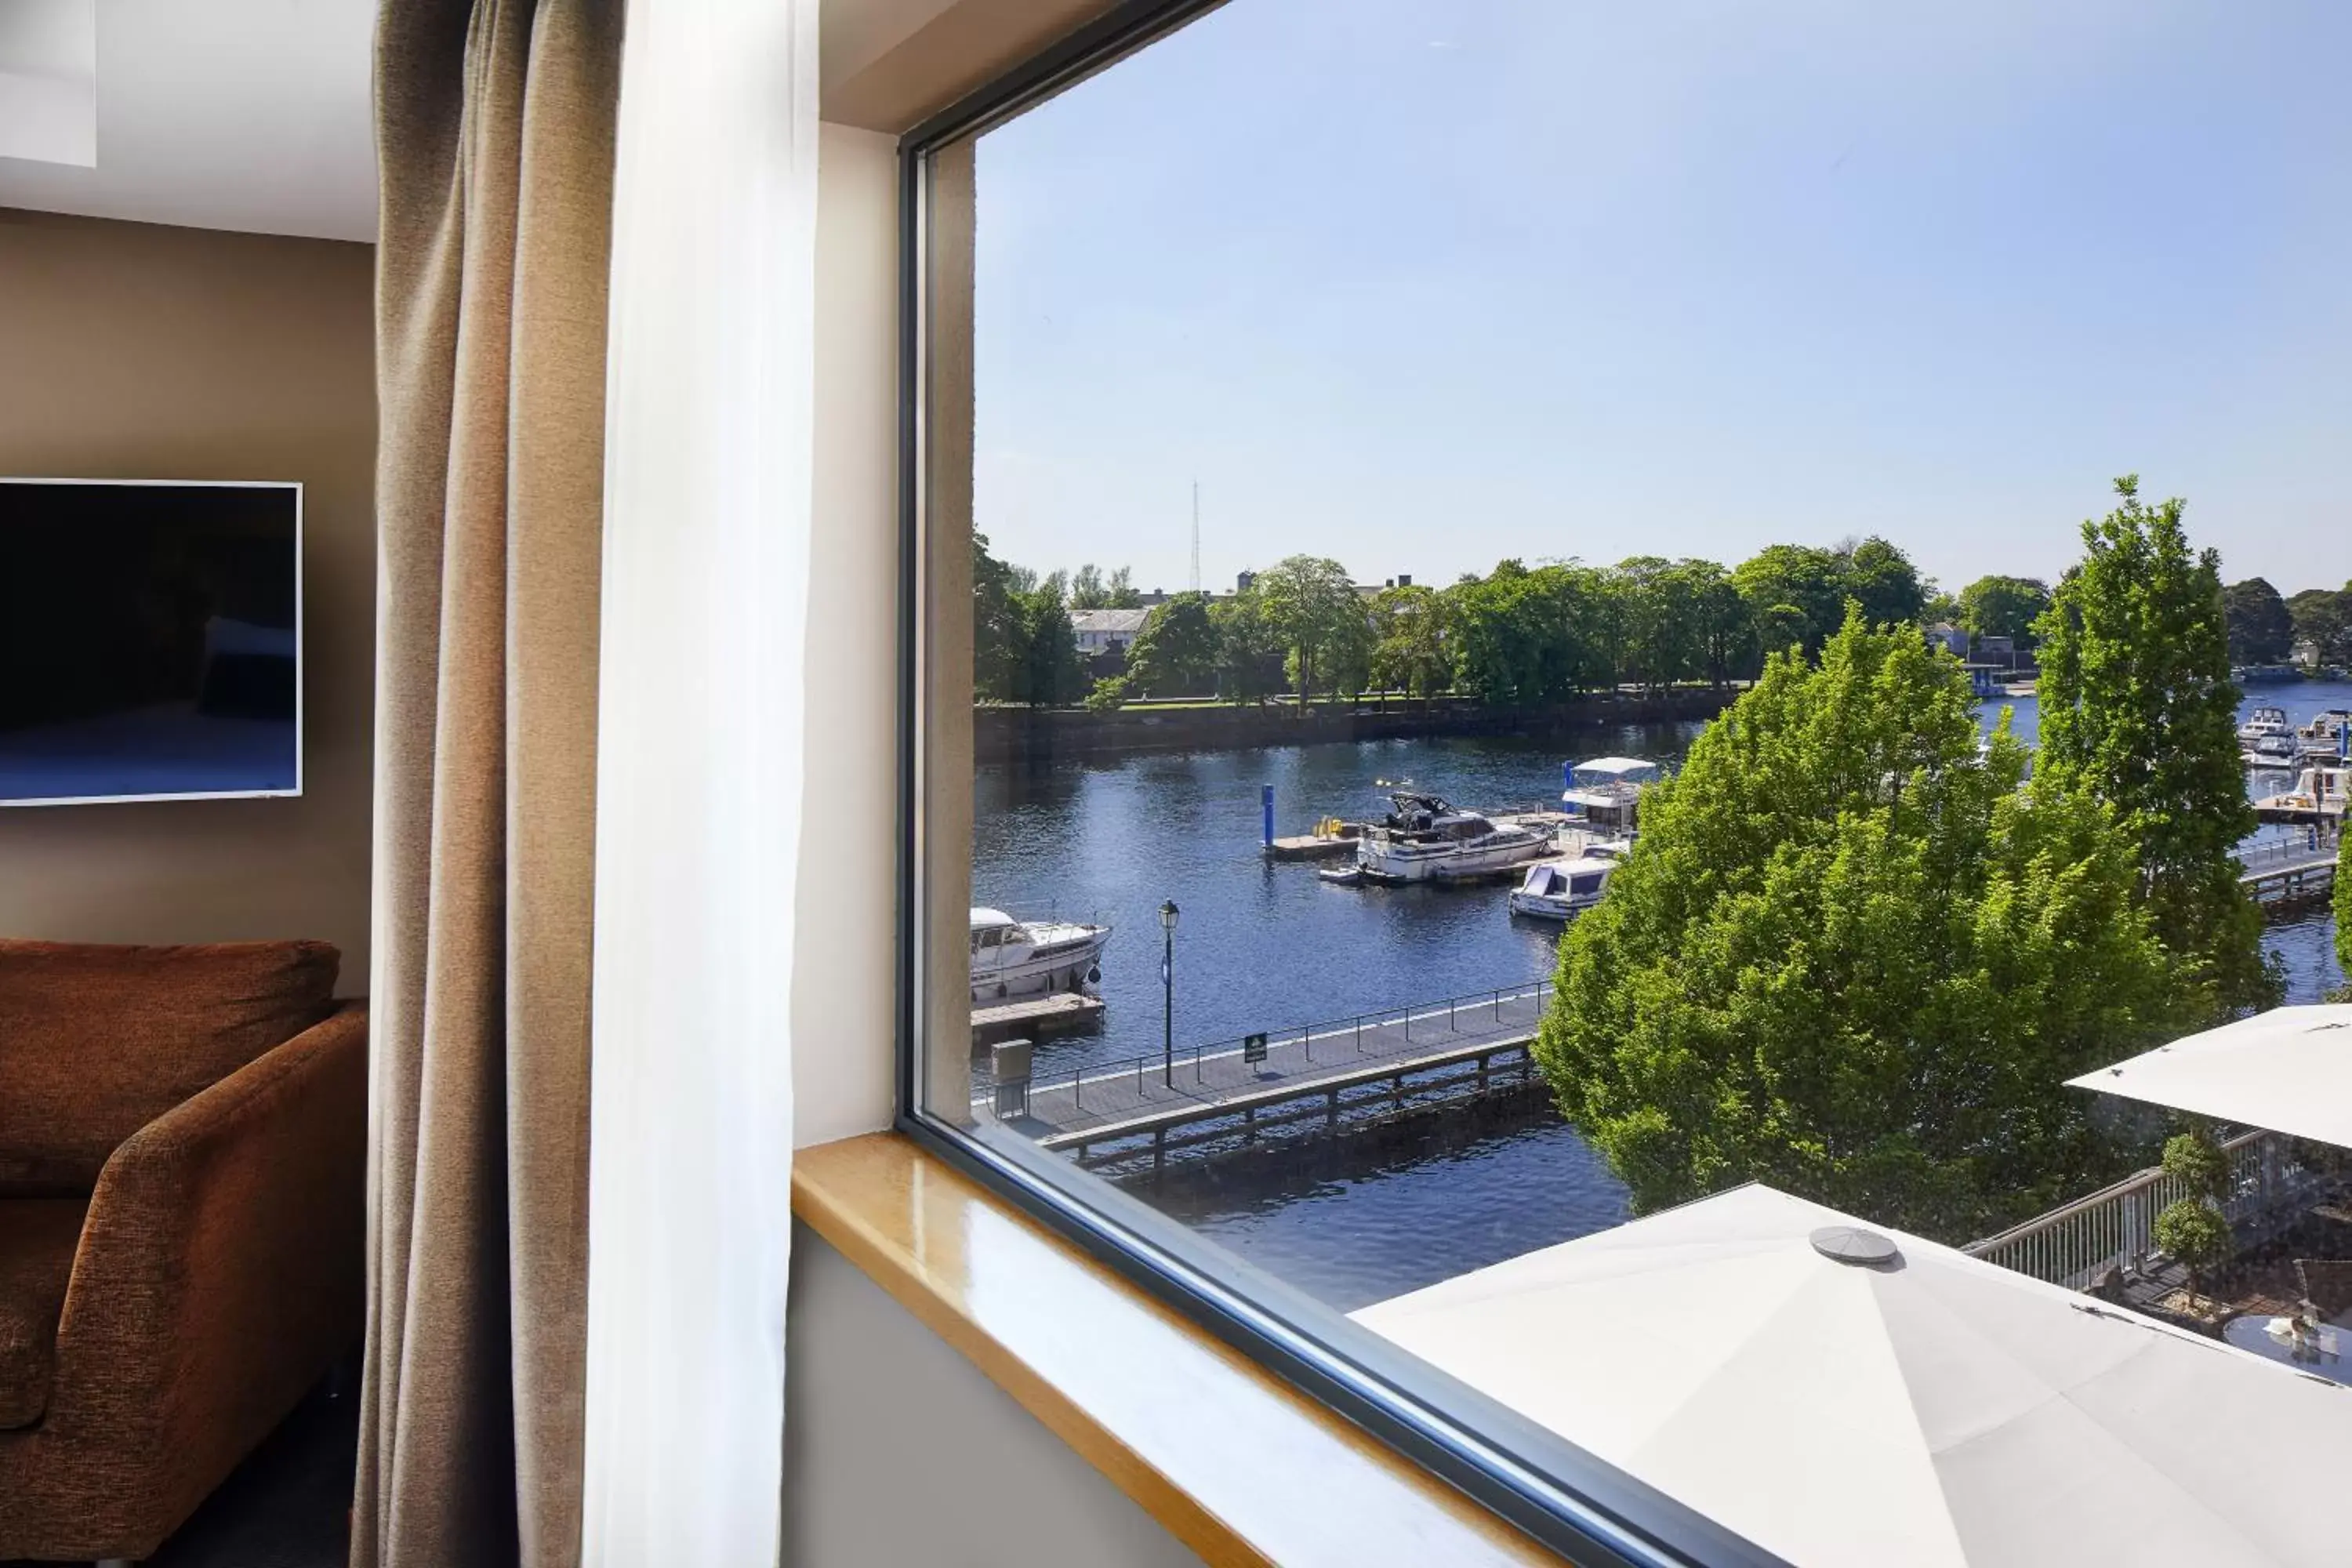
top-left (791, 1131), bottom-right (1567, 1568)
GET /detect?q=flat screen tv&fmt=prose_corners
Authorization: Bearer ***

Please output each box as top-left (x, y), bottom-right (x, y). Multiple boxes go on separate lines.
top-left (1, 479), bottom-right (302, 806)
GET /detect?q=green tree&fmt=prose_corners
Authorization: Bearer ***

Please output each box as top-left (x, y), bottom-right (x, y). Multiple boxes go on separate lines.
top-left (2336, 821), bottom-right (2351, 984)
top-left (1124, 593), bottom-right (1220, 698)
top-left (1254, 555), bottom-right (1365, 706)
top-left (2033, 477), bottom-right (2275, 1013)
top-left (1009, 582), bottom-right (1087, 708)
top-left (1733, 545), bottom-right (1849, 660)
top-left (1535, 611), bottom-right (2193, 1242)
top-left (1369, 584), bottom-right (1453, 707)
top-left (2162, 1127), bottom-right (2230, 1202)
top-left (1842, 536), bottom-right (1929, 630)
top-left (1613, 557), bottom-right (1703, 695)
top-left (1068, 563), bottom-right (1110, 609)
top-left (1682, 559), bottom-right (1755, 693)
top-left (1209, 589), bottom-right (1287, 705)
top-left (1956, 575), bottom-right (2053, 653)
top-left (1732, 539), bottom-right (1929, 663)
top-left (2222, 578), bottom-right (2296, 666)
top-left (972, 532), bottom-right (1024, 702)
top-left (2153, 1199), bottom-right (2233, 1294)
top-left (1446, 561), bottom-right (1608, 706)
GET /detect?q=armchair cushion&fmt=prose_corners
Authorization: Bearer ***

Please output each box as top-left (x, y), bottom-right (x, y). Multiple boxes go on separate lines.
top-left (0, 938), bottom-right (338, 1196)
top-left (0, 1198), bottom-right (88, 1428)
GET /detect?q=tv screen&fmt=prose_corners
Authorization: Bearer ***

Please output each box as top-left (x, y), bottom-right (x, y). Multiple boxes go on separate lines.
top-left (1, 480), bottom-right (302, 805)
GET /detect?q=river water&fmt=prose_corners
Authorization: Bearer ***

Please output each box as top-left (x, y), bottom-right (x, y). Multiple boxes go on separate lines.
top-left (974, 681), bottom-right (2350, 1310)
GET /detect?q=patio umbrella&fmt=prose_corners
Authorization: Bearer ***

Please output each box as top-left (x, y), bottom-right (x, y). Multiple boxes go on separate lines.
top-left (2066, 1004), bottom-right (2352, 1149)
top-left (1353, 1183), bottom-right (2352, 1567)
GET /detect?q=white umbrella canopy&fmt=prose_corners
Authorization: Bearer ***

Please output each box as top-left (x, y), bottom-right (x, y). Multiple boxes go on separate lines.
top-left (2066, 1005), bottom-right (2352, 1148)
top-left (1352, 1184), bottom-right (2352, 1568)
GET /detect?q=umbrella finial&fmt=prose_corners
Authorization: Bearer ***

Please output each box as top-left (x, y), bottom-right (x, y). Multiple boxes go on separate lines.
top-left (1810, 1225), bottom-right (1900, 1266)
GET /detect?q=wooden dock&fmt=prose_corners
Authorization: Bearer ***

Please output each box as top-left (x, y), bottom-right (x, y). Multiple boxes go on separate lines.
top-left (971, 991), bottom-right (1104, 1047)
top-left (1264, 833), bottom-right (1357, 861)
top-left (978, 982), bottom-right (1552, 1159)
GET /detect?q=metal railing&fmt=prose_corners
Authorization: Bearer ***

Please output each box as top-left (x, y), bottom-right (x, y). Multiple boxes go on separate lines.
top-left (1009, 978), bottom-right (1555, 1112)
top-left (2236, 828), bottom-right (2342, 874)
top-left (1965, 1129), bottom-right (2330, 1290)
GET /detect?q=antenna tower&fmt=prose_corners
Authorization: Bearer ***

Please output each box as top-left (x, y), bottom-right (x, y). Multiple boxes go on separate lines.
top-left (1190, 481), bottom-right (1201, 593)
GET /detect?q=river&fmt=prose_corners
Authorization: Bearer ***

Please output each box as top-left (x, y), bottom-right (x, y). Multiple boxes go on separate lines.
top-left (973, 681), bottom-right (2350, 1310)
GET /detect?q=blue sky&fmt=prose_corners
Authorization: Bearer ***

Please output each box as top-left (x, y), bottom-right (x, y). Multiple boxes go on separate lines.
top-left (971, 0), bottom-right (2352, 597)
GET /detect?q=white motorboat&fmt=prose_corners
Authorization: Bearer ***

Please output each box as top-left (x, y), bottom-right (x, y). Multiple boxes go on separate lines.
top-left (2239, 705), bottom-right (2293, 745)
top-left (1559, 757), bottom-right (1661, 840)
top-left (2244, 733), bottom-right (2303, 770)
top-left (970, 907), bottom-right (1112, 1003)
top-left (1356, 791), bottom-right (1551, 883)
top-left (1507, 854), bottom-right (1619, 921)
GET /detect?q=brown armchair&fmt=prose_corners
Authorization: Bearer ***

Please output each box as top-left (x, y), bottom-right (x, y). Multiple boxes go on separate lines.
top-left (0, 941), bottom-right (366, 1563)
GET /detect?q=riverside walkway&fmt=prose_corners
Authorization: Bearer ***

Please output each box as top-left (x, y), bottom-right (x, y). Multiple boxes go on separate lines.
top-left (2239, 833), bottom-right (2341, 912)
top-left (981, 981), bottom-right (1552, 1157)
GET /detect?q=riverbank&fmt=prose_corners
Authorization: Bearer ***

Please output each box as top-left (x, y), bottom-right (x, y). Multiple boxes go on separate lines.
top-left (975, 688), bottom-right (1739, 764)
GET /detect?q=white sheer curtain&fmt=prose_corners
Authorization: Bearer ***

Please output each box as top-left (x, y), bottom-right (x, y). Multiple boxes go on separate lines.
top-left (580, 0), bottom-right (817, 1561)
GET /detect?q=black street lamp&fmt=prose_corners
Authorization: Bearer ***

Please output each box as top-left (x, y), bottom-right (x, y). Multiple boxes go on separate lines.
top-left (1159, 899), bottom-right (1180, 1089)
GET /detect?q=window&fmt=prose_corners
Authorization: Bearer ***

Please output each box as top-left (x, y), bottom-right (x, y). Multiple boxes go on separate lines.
top-left (903, 4), bottom-right (2352, 1562)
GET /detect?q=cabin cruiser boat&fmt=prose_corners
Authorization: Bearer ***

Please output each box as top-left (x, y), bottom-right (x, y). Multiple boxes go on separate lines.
top-left (2239, 705), bottom-right (2294, 745)
top-left (1356, 792), bottom-right (1550, 883)
top-left (2244, 732), bottom-right (2303, 770)
top-left (1559, 757), bottom-right (1661, 840)
top-left (970, 908), bottom-right (1112, 1003)
top-left (1507, 853), bottom-right (1620, 920)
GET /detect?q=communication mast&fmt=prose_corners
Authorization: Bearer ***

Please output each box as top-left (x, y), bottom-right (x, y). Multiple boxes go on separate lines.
top-left (1190, 481), bottom-right (1201, 594)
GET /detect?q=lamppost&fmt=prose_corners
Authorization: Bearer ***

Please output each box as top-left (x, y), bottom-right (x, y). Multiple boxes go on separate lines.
top-left (1159, 900), bottom-right (1180, 1089)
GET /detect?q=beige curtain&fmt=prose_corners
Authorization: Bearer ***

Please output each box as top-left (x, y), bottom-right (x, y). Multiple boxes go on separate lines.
top-left (359, 3), bottom-right (619, 1565)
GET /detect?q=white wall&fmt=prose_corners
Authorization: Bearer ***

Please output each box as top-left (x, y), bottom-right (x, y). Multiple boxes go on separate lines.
top-left (793, 119), bottom-right (903, 1148)
top-left (782, 1224), bottom-right (1204, 1568)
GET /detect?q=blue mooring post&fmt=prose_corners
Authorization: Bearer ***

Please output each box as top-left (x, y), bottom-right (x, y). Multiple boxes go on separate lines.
top-left (1262, 783), bottom-right (1275, 848)
top-left (1562, 760), bottom-right (1574, 793)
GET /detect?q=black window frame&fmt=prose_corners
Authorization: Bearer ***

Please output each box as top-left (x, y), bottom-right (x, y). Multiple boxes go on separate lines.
top-left (889, 7), bottom-right (1788, 1563)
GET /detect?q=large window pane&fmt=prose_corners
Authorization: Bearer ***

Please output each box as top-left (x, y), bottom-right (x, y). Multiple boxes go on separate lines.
top-left (915, 4), bottom-right (2352, 1560)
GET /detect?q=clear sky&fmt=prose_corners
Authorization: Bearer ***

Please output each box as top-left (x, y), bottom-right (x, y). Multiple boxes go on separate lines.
top-left (971, 0), bottom-right (2352, 599)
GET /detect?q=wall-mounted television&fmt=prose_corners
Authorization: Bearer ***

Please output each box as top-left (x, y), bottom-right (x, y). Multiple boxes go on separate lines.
top-left (1, 479), bottom-right (302, 806)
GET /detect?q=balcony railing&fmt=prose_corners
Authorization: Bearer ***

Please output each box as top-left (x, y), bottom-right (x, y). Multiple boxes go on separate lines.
top-left (1965, 1129), bottom-right (2331, 1290)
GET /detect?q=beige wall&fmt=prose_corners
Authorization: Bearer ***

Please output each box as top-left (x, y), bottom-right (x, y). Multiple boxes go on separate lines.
top-left (0, 208), bottom-right (376, 991)
top-left (783, 1223), bottom-right (1203, 1567)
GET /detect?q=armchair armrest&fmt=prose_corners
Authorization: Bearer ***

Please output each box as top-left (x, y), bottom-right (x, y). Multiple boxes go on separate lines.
top-left (41, 1004), bottom-right (368, 1509)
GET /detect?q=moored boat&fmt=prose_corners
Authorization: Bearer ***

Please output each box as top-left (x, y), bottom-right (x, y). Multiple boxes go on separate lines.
top-left (1559, 757), bottom-right (1661, 840)
top-left (970, 907), bottom-right (1112, 1002)
top-left (2239, 705), bottom-right (2293, 746)
top-left (1506, 853), bottom-right (1620, 921)
top-left (1356, 791), bottom-right (1551, 884)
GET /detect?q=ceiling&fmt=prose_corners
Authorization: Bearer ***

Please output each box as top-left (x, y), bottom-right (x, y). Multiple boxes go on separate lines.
top-left (0, 0), bottom-right (1123, 243)
top-left (0, 0), bottom-right (377, 242)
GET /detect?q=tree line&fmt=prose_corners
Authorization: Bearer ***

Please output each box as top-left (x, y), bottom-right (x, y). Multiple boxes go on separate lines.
top-left (2222, 575), bottom-right (2352, 667)
top-left (975, 534), bottom-right (2096, 710)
